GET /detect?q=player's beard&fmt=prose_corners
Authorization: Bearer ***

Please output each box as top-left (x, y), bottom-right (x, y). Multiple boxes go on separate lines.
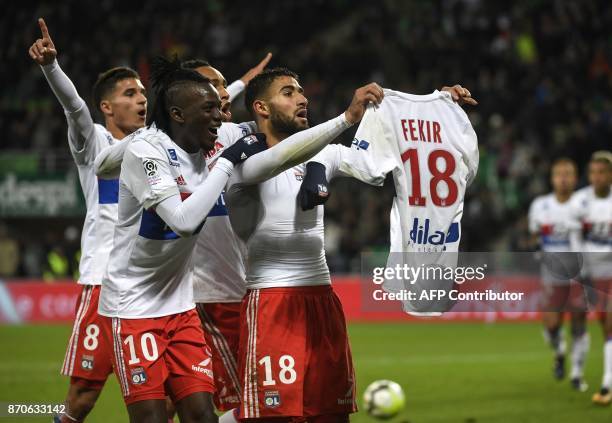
top-left (269, 107), bottom-right (309, 136)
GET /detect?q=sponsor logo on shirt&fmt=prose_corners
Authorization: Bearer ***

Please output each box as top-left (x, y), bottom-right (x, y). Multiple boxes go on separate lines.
top-left (352, 138), bottom-right (370, 151)
top-left (167, 149), bottom-right (180, 167)
top-left (175, 175), bottom-right (187, 186)
top-left (264, 391), bottom-right (281, 408)
top-left (191, 359), bottom-right (213, 378)
top-left (408, 218), bottom-right (459, 248)
top-left (205, 141), bottom-right (225, 160)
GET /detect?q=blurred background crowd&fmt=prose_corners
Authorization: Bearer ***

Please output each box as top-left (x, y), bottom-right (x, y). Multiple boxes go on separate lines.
top-left (1, 0), bottom-right (611, 278)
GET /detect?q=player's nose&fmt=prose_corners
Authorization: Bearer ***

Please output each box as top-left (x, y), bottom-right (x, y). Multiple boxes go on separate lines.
top-left (218, 86), bottom-right (230, 102)
top-left (297, 93), bottom-right (308, 108)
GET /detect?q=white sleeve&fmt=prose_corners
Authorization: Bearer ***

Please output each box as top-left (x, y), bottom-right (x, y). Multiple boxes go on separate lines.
top-left (230, 113), bottom-right (352, 186)
top-left (227, 80), bottom-right (246, 102)
top-left (527, 199), bottom-right (540, 235)
top-left (462, 122), bottom-right (479, 187)
top-left (121, 140), bottom-right (178, 209)
top-left (154, 159), bottom-right (234, 237)
top-left (309, 108), bottom-right (398, 185)
top-left (217, 121), bottom-right (252, 148)
top-left (95, 136), bottom-right (132, 179)
top-left (40, 59), bottom-right (96, 159)
top-left (568, 194), bottom-right (585, 251)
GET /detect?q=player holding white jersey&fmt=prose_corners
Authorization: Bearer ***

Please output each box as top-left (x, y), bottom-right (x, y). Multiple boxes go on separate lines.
top-left (28, 18), bottom-right (146, 423)
top-left (569, 152), bottom-right (612, 405)
top-left (527, 158), bottom-right (589, 391)
top-left (224, 67), bottom-right (387, 422)
top-left (98, 59), bottom-right (367, 423)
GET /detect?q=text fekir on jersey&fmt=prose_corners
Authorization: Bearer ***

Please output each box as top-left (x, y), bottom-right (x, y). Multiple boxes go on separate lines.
top-left (400, 119), bottom-right (442, 144)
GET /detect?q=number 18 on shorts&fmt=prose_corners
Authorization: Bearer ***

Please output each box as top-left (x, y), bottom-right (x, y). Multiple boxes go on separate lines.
top-left (239, 287), bottom-right (357, 419)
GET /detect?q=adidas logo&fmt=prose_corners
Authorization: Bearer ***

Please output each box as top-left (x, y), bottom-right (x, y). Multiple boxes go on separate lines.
top-left (241, 152), bottom-right (248, 160)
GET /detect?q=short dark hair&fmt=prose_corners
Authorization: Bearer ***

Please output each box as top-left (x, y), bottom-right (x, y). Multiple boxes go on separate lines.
top-left (244, 67), bottom-right (299, 118)
top-left (551, 157), bottom-right (577, 174)
top-left (182, 59), bottom-right (211, 69)
top-left (92, 67), bottom-right (140, 113)
top-left (147, 56), bottom-right (212, 136)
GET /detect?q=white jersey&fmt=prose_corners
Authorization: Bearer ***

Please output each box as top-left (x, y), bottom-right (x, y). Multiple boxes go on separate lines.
top-left (354, 89), bottom-right (479, 253)
top-left (99, 127), bottom-right (207, 318)
top-left (528, 193), bottom-right (578, 252)
top-left (342, 89), bottom-right (478, 315)
top-left (41, 60), bottom-right (121, 286)
top-left (223, 129), bottom-right (393, 290)
top-left (193, 122), bottom-right (254, 303)
top-left (569, 186), bottom-right (612, 278)
top-left (69, 118), bottom-right (119, 286)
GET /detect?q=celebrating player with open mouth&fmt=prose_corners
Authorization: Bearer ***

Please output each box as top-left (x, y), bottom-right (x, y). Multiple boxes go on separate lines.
top-left (97, 56), bottom-right (374, 422)
top-left (29, 17), bottom-right (147, 423)
top-left (221, 68), bottom-right (382, 422)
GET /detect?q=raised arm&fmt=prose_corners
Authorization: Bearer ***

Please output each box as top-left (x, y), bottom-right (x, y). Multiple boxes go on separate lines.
top-left (29, 18), bottom-right (94, 154)
top-left (236, 82), bottom-right (385, 184)
top-left (94, 133), bottom-right (134, 178)
top-left (227, 52), bottom-right (273, 102)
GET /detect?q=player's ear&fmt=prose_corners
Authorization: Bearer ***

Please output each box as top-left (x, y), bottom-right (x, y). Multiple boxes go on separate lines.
top-left (169, 106), bottom-right (185, 124)
top-left (253, 100), bottom-right (269, 119)
top-left (99, 100), bottom-right (112, 117)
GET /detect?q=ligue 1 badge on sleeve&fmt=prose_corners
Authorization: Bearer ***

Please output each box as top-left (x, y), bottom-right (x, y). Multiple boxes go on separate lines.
top-left (264, 390), bottom-right (281, 408)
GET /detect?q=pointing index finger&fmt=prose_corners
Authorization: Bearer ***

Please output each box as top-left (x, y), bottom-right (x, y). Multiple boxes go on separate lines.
top-left (38, 18), bottom-right (51, 39)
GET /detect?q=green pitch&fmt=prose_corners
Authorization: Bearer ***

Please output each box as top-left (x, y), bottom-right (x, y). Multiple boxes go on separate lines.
top-left (0, 322), bottom-right (609, 422)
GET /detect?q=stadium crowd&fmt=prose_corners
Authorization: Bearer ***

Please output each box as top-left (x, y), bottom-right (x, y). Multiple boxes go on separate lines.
top-left (1, 0), bottom-right (611, 276)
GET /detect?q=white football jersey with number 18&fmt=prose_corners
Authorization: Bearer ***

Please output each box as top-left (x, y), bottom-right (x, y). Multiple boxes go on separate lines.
top-left (354, 89), bottom-right (479, 254)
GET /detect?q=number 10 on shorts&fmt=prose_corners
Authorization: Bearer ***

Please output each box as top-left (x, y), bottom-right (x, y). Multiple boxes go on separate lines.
top-left (259, 355), bottom-right (297, 386)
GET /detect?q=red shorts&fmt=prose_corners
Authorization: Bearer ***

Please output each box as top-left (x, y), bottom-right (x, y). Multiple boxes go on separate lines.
top-left (238, 285), bottom-right (357, 420)
top-left (101, 309), bottom-right (215, 405)
top-left (196, 302), bottom-right (242, 411)
top-left (592, 279), bottom-right (612, 318)
top-left (61, 285), bottom-right (113, 387)
top-left (540, 281), bottom-right (587, 311)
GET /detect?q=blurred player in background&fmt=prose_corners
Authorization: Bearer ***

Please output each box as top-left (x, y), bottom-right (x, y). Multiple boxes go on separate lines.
top-left (570, 151), bottom-right (612, 405)
top-left (527, 158), bottom-right (589, 391)
top-left (28, 18), bottom-right (147, 423)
